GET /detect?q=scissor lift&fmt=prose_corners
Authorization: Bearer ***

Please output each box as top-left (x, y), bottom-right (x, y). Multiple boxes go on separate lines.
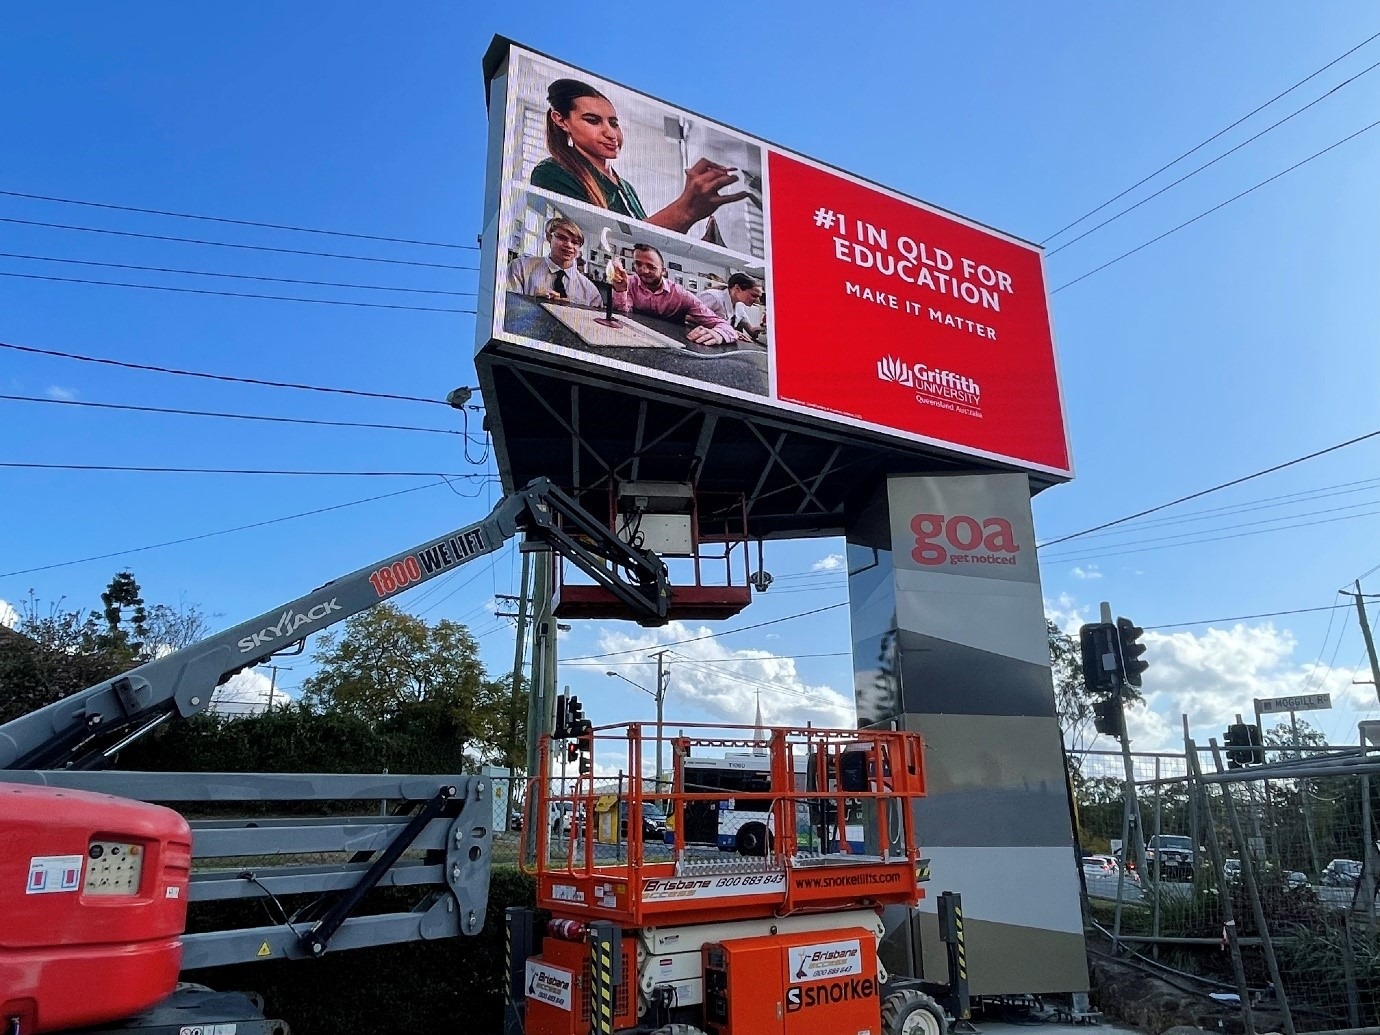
top-left (506, 723), bottom-right (960, 1035)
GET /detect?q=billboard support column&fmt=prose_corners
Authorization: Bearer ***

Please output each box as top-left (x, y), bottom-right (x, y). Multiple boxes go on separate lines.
top-left (847, 472), bottom-right (1087, 995)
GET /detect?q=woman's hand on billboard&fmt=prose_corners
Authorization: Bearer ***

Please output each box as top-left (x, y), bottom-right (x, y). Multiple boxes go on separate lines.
top-left (647, 158), bottom-right (750, 232)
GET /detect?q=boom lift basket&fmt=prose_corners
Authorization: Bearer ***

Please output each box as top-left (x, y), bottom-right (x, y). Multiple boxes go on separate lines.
top-left (554, 484), bottom-right (752, 622)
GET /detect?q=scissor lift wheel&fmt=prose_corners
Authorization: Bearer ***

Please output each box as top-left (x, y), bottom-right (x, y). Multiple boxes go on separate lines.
top-left (882, 989), bottom-right (947, 1035)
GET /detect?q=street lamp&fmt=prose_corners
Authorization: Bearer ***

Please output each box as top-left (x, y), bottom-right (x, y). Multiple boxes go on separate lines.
top-left (606, 669), bottom-right (669, 793)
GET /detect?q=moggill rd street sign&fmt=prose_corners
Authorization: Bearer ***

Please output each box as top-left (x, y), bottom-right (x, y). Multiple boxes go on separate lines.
top-left (1255, 693), bottom-right (1332, 715)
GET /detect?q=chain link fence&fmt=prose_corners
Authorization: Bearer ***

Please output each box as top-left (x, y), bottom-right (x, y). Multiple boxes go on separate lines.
top-left (1074, 733), bottom-right (1380, 1032)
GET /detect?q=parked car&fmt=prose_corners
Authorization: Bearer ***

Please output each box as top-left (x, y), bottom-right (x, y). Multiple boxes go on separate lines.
top-left (1081, 854), bottom-right (1145, 902)
top-left (1323, 858), bottom-right (1363, 887)
top-left (619, 801), bottom-right (668, 842)
top-left (1145, 834), bottom-right (1195, 880)
top-left (550, 801), bottom-right (582, 838)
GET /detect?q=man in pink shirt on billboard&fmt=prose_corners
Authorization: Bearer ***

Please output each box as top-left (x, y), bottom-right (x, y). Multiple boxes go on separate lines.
top-left (608, 244), bottom-right (737, 346)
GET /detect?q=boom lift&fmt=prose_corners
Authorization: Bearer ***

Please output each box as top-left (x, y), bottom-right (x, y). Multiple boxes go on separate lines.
top-left (0, 478), bottom-right (670, 1035)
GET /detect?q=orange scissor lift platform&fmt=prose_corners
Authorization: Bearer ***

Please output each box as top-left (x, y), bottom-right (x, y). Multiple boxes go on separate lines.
top-left (523, 723), bottom-right (928, 929)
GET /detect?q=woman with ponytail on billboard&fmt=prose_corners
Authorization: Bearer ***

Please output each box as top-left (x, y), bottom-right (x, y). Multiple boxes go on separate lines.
top-left (532, 78), bottom-right (748, 236)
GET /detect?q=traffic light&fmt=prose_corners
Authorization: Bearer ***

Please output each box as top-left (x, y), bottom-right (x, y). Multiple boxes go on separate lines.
top-left (573, 717), bottom-right (594, 775)
top-left (1093, 697), bottom-right (1125, 740)
top-left (566, 740), bottom-right (580, 764)
top-left (1225, 723), bottom-right (1262, 768)
top-left (561, 695), bottom-right (585, 740)
top-left (1080, 623), bottom-right (1121, 693)
top-left (1116, 617), bottom-right (1149, 687)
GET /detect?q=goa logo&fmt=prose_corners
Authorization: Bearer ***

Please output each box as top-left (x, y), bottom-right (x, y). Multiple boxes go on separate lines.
top-left (910, 513), bottom-right (1019, 566)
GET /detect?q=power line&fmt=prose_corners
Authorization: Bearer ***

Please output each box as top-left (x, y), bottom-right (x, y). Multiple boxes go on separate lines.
top-left (0, 269), bottom-right (475, 313)
top-left (1144, 604), bottom-right (1349, 630)
top-left (0, 215), bottom-right (477, 271)
top-left (1, 462), bottom-right (496, 477)
top-left (565, 650), bottom-right (852, 666)
top-left (1047, 55), bottom-right (1380, 256)
top-left (0, 251), bottom-right (475, 296)
top-left (0, 393), bottom-right (480, 438)
top-left (1041, 503), bottom-right (1380, 565)
top-left (1040, 30), bottom-right (1380, 244)
top-left (1042, 495), bottom-right (1380, 560)
top-left (1055, 477), bottom-right (1380, 543)
top-left (0, 341), bottom-right (463, 406)
top-left (0, 188), bottom-right (476, 250)
top-left (1036, 427), bottom-right (1380, 549)
top-left (562, 602), bottom-right (848, 662)
top-left (1051, 115), bottom-right (1380, 293)
top-left (0, 481), bottom-right (447, 579)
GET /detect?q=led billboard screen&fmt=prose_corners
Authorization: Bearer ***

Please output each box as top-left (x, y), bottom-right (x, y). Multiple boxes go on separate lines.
top-left (480, 40), bottom-right (1071, 479)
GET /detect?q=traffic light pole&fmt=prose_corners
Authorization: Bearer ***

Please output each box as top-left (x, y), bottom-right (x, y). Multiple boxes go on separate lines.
top-left (1104, 601), bottom-right (1149, 882)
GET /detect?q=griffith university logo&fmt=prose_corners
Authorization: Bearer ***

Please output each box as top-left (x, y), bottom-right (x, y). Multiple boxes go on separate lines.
top-left (876, 355), bottom-right (982, 416)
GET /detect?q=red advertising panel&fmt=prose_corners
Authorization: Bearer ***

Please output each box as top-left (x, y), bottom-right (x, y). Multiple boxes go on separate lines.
top-left (480, 40), bottom-right (1070, 479)
top-left (768, 153), bottom-right (1068, 473)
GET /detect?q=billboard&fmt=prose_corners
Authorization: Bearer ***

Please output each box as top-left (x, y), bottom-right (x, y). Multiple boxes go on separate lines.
top-left (480, 40), bottom-right (1071, 479)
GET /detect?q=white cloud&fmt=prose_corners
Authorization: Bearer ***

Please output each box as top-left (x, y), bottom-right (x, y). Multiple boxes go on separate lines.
top-left (1071, 565), bottom-right (1103, 580)
top-left (811, 553), bottom-right (845, 572)
top-left (46, 386), bottom-right (77, 401)
top-left (0, 598), bottom-right (16, 629)
top-left (212, 669), bottom-right (291, 715)
top-left (1043, 592), bottom-right (1090, 635)
top-left (593, 621), bottom-right (855, 730)
top-left (1116, 623), bottom-right (1368, 751)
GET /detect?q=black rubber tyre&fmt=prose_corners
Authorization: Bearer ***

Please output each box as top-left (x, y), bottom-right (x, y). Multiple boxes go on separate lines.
top-left (881, 989), bottom-right (946, 1035)
top-left (735, 822), bottom-right (770, 857)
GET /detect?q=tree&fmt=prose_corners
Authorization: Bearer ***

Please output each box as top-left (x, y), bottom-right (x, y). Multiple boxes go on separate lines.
top-left (143, 595), bottom-right (218, 655)
top-left (0, 575), bottom-right (214, 725)
top-left (94, 570), bottom-right (149, 664)
top-left (300, 604), bottom-right (509, 765)
top-left (1264, 715), bottom-right (1328, 761)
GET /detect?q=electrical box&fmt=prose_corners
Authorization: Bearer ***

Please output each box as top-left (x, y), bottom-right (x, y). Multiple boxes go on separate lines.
top-left (0, 784), bottom-right (193, 1034)
top-left (524, 933), bottom-right (637, 1035)
top-left (703, 926), bottom-right (881, 1035)
top-left (616, 481), bottom-right (695, 556)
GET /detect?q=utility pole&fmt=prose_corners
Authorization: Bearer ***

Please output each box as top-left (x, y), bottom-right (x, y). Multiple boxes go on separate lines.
top-left (261, 663), bottom-right (292, 712)
top-left (507, 552), bottom-right (532, 834)
top-left (649, 649), bottom-right (671, 794)
top-left (1343, 581), bottom-right (1380, 702)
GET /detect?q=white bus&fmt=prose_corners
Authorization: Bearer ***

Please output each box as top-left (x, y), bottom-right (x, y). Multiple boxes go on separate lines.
top-left (677, 753), bottom-right (864, 855)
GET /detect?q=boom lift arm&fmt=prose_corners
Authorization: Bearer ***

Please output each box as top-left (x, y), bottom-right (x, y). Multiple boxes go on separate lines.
top-left (0, 477), bottom-right (669, 771)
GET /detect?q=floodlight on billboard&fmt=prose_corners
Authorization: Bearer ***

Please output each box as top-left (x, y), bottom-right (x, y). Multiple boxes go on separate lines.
top-left (478, 39), bottom-right (1071, 480)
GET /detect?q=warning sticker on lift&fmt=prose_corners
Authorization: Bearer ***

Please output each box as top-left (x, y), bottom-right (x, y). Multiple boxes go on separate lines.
top-left (178, 1025), bottom-right (238, 1035)
top-left (26, 855), bottom-right (83, 895)
top-left (641, 871), bottom-right (787, 902)
top-left (526, 960), bottom-right (575, 1012)
top-left (788, 937), bottom-right (864, 981)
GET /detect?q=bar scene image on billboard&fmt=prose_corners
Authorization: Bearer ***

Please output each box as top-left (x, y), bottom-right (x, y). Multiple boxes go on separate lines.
top-left (481, 40), bottom-right (1071, 482)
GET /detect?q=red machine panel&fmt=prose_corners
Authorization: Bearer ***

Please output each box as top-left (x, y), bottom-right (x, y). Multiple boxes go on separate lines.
top-left (703, 926), bottom-right (881, 1035)
top-left (0, 785), bottom-right (193, 1033)
top-left (524, 934), bottom-right (636, 1035)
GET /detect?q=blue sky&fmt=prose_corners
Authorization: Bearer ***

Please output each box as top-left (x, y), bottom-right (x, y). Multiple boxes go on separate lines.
top-left (2, 4), bottom-right (1379, 755)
